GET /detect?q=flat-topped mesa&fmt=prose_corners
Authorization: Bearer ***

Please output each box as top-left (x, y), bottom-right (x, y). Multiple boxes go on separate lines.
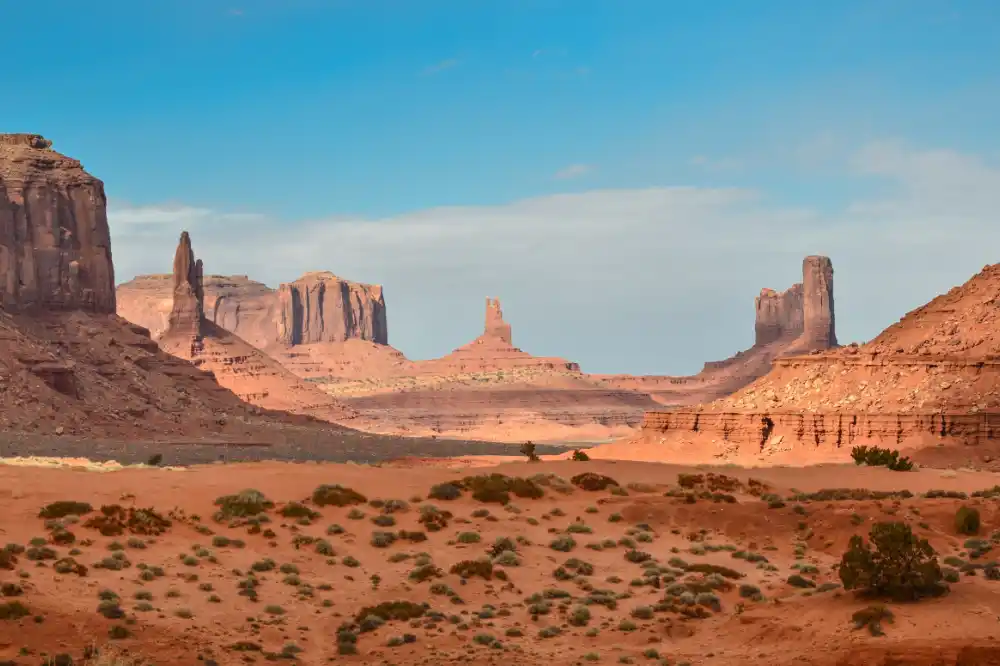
top-left (276, 271), bottom-right (388, 346)
top-left (166, 231), bottom-right (205, 343)
top-left (484, 297), bottom-right (513, 344)
top-left (0, 134), bottom-right (115, 313)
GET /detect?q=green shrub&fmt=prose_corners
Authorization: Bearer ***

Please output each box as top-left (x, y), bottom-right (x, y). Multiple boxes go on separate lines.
top-left (838, 522), bottom-right (945, 601)
top-left (571, 473), bottom-right (619, 491)
top-left (955, 506), bottom-right (981, 535)
top-left (312, 484), bottom-right (367, 507)
top-left (572, 449), bottom-right (591, 462)
top-left (851, 604), bottom-right (894, 636)
top-left (850, 446), bottom-right (913, 471)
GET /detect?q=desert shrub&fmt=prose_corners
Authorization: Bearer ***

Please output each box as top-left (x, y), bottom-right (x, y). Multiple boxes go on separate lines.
top-left (572, 449), bottom-right (591, 462)
top-left (354, 600), bottom-right (427, 624)
top-left (686, 563), bottom-right (742, 579)
top-left (571, 473), bottom-right (619, 491)
top-left (838, 521), bottom-right (945, 601)
top-left (371, 531), bottom-right (397, 548)
top-left (53, 557), bottom-right (87, 576)
top-left (456, 474), bottom-right (545, 504)
top-left (787, 574), bottom-right (815, 588)
top-left (624, 549), bottom-right (651, 563)
top-left (955, 506), bottom-right (981, 535)
top-left (213, 490), bottom-right (273, 520)
top-left (409, 564), bottom-right (444, 582)
top-left (418, 506), bottom-right (452, 532)
top-left (851, 604), bottom-right (894, 636)
top-left (850, 446), bottom-right (913, 471)
top-left (0, 600), bottom-right (31, 620)
top-left (568, 605), bottom-right (591, 626)
top-left (450, 559), bottom-right (493, 580)
top-left (564, 558), bottom-right (595, 576)
top-left (738, 584), bottom-right (763, 601)
top-left (279, 502), bottom-right (319, 520)
top-left (428, 483), bottom-right (463, 501)
top-left (38, 501), bottom-right (93, 519)
top-left (312, 484), bottom-right (367, 507)
top-left (550, 535), bottom-right (577, 552)
top-left (372, 515), bottom-right (396, 527)
top-left (457, 531), bottom-right (481, 544)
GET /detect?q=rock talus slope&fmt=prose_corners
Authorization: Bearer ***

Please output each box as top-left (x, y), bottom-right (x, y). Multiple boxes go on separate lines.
top-left (633, 261), bottom-right (1000, 466)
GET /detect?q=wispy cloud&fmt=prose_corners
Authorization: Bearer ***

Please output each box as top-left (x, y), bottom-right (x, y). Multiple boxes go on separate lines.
top-left (421, 59), bottom-right (459, 76)
top-left (227, 8), bottom-right (244, 17)
top-left (553, 163), bottom-right (594, 180)
top-left (108, 141), bottom-right (1000, 374)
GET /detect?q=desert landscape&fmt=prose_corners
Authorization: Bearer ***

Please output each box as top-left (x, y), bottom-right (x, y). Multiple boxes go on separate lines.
top-left (3, 12), bottom-right (1000, 661)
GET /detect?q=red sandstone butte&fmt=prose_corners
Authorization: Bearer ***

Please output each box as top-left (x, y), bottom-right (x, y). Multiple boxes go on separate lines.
top-left (0, 133), bottom-right (115, 313)
top-left (117, 271), bottom-right (387, 350)
top-left (0, 135), bottom-right (336, 439)
top-left (157, 231), bottom-right (357, 423)
top-left (630, 261), bottom-right (1000, 468)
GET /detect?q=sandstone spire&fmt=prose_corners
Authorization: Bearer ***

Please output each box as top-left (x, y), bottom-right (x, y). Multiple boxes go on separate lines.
top-left (801, 255), bottom-right (837, 348)
top-left (754, 284), bottom-right (804, 346)
top-left (167, 231), bottom-right (205, 346)
top-left (0, 134), bottom-right (115, 312)
top-left (484, 297), bottom-right (512, 344)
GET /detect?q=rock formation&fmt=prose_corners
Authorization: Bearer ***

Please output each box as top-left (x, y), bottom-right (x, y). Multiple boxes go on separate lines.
top-left (0, 136), bottom-right (357, 440)
top-left (166, 231), bottom-right (204, 354)
top-left (158, 232), bottom-right (356, 423)
top-left (0, 134), bottom-right (115, 313)
top-left (118, 271), bottom-right (388, 349)
top-left (635, 261), bottom-right (1000, 466)
top-left (754, 284), bottom-right (803, 346)
top-left (484, 297), bottom-right (512, 344)
top-left (800, 255), bottom-right (837, 348)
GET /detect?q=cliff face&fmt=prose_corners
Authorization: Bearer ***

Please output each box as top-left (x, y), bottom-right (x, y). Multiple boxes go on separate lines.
top-left (636, 260), bottom-right (1000, 466)
top-left (276, 271), bottom-right (387, 346)
top-left (0, 134), bottom-right (115, 313)
top-left (158, 233), bottom-right (356, 423)
top-left (754, 284), bottom-right (803, 346)
top-left (118, 271), bottom-right (388, 348)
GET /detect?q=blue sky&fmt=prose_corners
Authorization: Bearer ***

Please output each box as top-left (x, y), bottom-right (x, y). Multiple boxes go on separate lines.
top-left (4, 0), bottom-right (1000, 373)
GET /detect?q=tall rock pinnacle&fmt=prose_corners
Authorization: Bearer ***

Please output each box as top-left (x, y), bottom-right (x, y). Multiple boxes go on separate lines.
top-left (0, 134), bottom-right (115, 312)
top-left (801, 255), bottom-right (837, 348)
top-left (167, 231), bottom-right (205, 344)
top-left (751, 255), bottom-right (836, 351)
top-left (484, 297), bottom-right (512, 344)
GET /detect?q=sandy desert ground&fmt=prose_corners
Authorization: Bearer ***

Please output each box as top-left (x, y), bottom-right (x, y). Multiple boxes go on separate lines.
top-left (3, 458), bottom-right (1000, 666)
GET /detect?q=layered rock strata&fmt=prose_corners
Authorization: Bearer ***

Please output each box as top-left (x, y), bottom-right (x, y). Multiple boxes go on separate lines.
top-left (0, 137), bottom-right (349, 439)
top-left (636, 261), bottom-right (1000, 464)
top-left (158, 233), bottom-right (356, 423)
top-left (0, 134), bottom-right (115, 313)
top-left (118, 271), bottom-right (387, 348)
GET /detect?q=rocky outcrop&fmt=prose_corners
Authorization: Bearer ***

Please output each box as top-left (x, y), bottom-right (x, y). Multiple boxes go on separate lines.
top-left (276, 271), bottom-right (387, 346)
top-left (118, 271), bottom-right (388, 348)
top-left (635, 260), bottom-right (1000, 465)
top-left (800, 255), bottom-right (837, 348)
top-left (166, 232), bottom-right (204, 350)
top-left (754, 284), bottom-right (803, 346)
top-left (0, 134), bottom-right (115, 313)
top-left (157, 233), bottom-right (356, 423)
top-left (484, 297), bottom-right (512, 344)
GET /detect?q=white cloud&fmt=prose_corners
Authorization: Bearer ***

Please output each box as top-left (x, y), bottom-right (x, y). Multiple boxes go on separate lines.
top-left (108, 141), bottom-right (1000, 375)
top-left (553, 163), bottom-right (594, 180)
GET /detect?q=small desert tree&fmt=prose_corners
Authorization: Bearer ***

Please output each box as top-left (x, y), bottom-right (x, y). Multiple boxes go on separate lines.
top-left (520, 441), bottom-right (540, 462)
top-left (838, 521), bottom-right (946, 601)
